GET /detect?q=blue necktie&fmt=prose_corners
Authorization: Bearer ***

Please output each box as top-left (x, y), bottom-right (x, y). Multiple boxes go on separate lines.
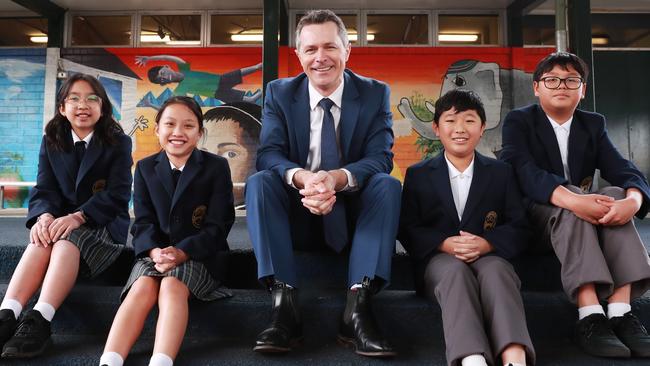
top-left (318, 98), bottom-right (348, 252)
top-left (73, 141), bottom-right (86, 179)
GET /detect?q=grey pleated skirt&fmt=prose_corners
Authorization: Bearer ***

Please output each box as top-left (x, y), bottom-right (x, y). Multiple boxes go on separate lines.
top-left (67, 225), bottom-right (123, 279)
top-left (121, 257), bottom-right (233, 301)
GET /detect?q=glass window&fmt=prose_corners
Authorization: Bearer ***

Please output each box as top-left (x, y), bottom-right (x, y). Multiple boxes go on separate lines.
top-left (211, 14), bottom-right (263, 45)
top-left (366, 14), bottom-right (428, 45)
top-left (438, 14), bottom-right (499, 45)
top-left (523, 15), bottom-right (555, 46)
top-left (591, 13), bottom-right (650, 48)
top-left (294, 13), bottom-right (358, 45)
top-left (71, 15), bottom-right (131, 46)
top-left (0, 17), bottom-right (48, 47)
top-left (140, 14), bottom-right (201, 46)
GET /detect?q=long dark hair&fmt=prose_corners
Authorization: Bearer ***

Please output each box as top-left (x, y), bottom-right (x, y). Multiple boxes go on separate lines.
top-left (45, 73), bottom-right (124, 151)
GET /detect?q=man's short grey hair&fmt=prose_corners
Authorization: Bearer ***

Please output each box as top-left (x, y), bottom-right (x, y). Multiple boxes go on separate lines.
top-left (295, 9), bottom-right (349, 50)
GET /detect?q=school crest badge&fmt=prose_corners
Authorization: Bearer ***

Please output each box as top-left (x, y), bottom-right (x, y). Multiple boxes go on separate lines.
top-left (483, 211), bottom-right (497, 230)
top-left (192, 205), bottom-right (207, 228)
top-left (92, 179), bottom-right (106, 194)
top-left (580, 176), bottom-right (593, 192)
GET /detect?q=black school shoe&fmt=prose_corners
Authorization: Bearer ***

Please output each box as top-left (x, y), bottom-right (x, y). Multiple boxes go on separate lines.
top-left (610, 312), bottom-right (650, 357)
top-left (0, 309), bottom-right (18, 346)
top-left (1, 310), bottom-right (52, 358)
top-left (574, 313), bottom-right (630, 358)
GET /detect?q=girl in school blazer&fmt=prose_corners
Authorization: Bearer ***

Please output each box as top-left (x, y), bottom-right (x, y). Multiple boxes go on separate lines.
top-left (100, 96), bottom-right (235, 366)
top-left (0, 73), bottom-right (133, 359)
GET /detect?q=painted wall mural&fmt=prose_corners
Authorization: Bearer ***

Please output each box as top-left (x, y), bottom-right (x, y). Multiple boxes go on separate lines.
top-left (0, 46), bottom-right (553, 208)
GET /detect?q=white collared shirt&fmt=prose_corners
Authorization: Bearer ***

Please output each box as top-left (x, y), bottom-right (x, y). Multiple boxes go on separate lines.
top-left (284, 79), bottom-right (357, 190)
top-left (71, 130), bottom-right (93, 146)
top-left (169, 161), bottom-right (185, 171)
top-left (444, 152), bottom-right (475, 220)
top-left (546, 115), bottom-right (573, 181)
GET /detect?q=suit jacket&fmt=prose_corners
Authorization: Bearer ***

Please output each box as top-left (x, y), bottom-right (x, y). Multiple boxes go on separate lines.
top-left (500, 104), bottom-right (650, 218)
top-left (27, 133), bottom-right (133, 244)
top-left (399, 152), bottom-right (529, 290)
top-left (130, 149), bottom-right (235, 280)
top-left (256, 69), bottom-right (394, 189)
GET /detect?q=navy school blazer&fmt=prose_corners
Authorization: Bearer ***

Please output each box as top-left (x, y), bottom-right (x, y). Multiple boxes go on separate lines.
top-left (500, 104), bottom-right (650, 218)
top-left (256, 69), bottom-right (394, 188)
top-left (398, 152), bottom-right (530, 290)
top-left (27, 133), bottom-right (133, 244)
top-left (130, 149), bottom-right (235, 280)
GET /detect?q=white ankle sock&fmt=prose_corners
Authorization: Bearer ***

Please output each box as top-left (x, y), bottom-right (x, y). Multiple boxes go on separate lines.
top-left (99, 351), bottom-right (124, 366)
top-left (149, 353), bottom-right (173, 366)
top-left (461, 354), bottom-right (488, 366)
top-left (507, 363), bottom-right (526, 366)
top-left (0, 299), bottom-right (22, 320)
top-left (578, 304), bottom-right (605, 320)
top-left (33, 302), bottom-right (55, 322)
top-left (350, 283), bottom-right (363, 290)
top-left (607, 302), bottom-right (632, 319)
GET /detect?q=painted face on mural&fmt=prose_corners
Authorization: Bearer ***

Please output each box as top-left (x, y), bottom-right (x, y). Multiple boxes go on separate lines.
top-left (59, 80), bottom-right (102, 139)
top-left (534, 64), bottom-right (586, 117)
top-left (155, 103), bottom-right (203, 165)
top-left (433, 108), bottom-right (485, 161)
top-left (202, 118), bottom-right (257, 205)
top-left (156, 65), bottom-right (185, 84)
top-left (296, 21), bottom-right (351, 96)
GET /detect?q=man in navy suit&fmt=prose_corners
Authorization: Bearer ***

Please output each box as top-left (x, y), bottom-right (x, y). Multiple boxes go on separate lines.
top-left (245, 9), bottom-right (399, 357)
top-left (501, 52), bottom-right (650, 358)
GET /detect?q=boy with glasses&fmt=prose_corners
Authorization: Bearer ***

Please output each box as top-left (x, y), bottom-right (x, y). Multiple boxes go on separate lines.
top-left (501, 51), bottom-right (650, 358)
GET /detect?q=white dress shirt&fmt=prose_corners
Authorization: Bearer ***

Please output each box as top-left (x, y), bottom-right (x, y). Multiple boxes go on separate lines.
top-left (284, 80), bottom-right (356, 191)
top-left (169, 161), bottom-right (185, 171)
top-left (71, 130), bottom-right (93, 145)
top-left (444, 153), bottom-right (475, 220)
top-left (547, 115), bottom-right (573, 181)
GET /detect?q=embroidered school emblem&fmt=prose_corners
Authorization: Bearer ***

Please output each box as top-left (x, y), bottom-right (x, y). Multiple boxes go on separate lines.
top-left (192, 205), bottom-right (208, 228)
top-left (580, 176), bottom-right (593, 192)
top-left (483, 211), bottom-right (497, 230)
top-left (92, 179), bottom-right (106, 194)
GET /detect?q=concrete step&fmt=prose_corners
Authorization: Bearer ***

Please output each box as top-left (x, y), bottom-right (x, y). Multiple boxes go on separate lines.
top-left (3, 284), bottom-right (650, 343)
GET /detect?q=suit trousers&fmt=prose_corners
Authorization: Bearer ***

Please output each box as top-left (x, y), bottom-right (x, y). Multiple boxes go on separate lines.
top-left (245, 170), bottom-right (401, 288)
top-left (529, 185), bottom-right (650, 303)
top-left (424, 254), bottom-right (535, 366)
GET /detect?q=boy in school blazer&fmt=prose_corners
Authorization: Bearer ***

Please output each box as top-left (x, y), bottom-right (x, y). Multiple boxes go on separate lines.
top-left (500, 52), bottom-right (650, 358)
top-left (400, 90), bottom-right (534, 366)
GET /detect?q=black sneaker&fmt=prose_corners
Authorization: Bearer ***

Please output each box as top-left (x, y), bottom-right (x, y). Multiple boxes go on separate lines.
top-left (610, 312), bottom-right (650, 357)
top-left (0, 309), bottom-right (18, 346)
top-left (1, 310), bottom-right (52, 358)
top-left (574, 313), bottom-right (630, 358)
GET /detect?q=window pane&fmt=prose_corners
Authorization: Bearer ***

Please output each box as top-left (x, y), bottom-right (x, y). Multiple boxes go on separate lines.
top-left (71, 15), bottom-right (131, 46)
top-left (211, 14), bottom-right (263, 44)
top-left (294, 14), bottom-right (358, 45)
top-left (0, 18), bottom-right (48, 47)
top-left (141, 15), bottom-right (201, 46)
top-left (438, 15), bottom-right (499, 45)
top-left (592, 13), bottom-right (650, 48)
top-left (367, 14), bottom-right (428, 45)
top-left (523, 15), bottom-right (555, 46)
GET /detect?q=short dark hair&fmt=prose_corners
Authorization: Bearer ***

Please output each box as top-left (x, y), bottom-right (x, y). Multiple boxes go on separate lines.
top-left (533, 51), bottom-right (589, 82)
top-left (295, 9), bottom-right (348, 50)
top-left (433, 89), bottom-right (486, 126)
top-left (156, 96), bottom-right (204, 130)
top-left (203, 102), bottom-right (261, 141)
top-left (147, 66), bottom-right (165, 84)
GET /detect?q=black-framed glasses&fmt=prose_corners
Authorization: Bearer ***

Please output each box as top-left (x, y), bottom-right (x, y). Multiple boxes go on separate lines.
top-left (539, 76), bottom-right (583, 90)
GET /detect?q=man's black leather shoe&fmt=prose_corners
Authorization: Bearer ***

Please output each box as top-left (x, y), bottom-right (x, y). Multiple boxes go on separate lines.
top-left (2, 310), bottom-right (52, 358)
top-left (337, 280), bottom-right (396, 357)
top-left (610, 312), bottom-right (650, 357)
top-left (0, 309), bottom-right (18, 347)
top-left (254, 282), bottom-right (302, 353)
top-left (574, 313), bottom-right (630, 358)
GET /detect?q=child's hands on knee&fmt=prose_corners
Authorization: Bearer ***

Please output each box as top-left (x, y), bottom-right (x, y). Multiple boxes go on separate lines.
top-left (151, 246), bottom-right (189, 273)
top-left (30, 213), bottom-right (54, 247)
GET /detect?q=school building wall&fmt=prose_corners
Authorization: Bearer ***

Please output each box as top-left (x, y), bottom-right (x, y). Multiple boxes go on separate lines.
top-left (0, 46), bottom-right (647, 208)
